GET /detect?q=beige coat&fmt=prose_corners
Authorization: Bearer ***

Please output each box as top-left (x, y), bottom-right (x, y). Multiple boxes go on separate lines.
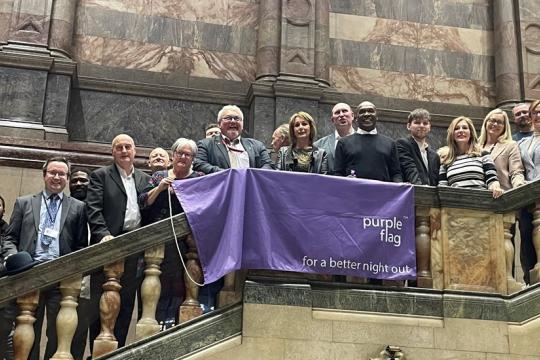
top-left (490, 141), bottom-right (525, 190)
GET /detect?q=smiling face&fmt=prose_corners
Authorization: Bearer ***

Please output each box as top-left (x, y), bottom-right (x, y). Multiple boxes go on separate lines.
top-left (407, 117), bottom-right (431, 141)
top-left (112, 134), bottom-right (136, 172)
top-left (148, 147), bottom-right (170, 172)
top-left (453, 120), bottom-right (471, 146)
top-left (513, 104), bottom-right (531, 130)
top-left (173, 144), bottom-right (195, 175)
top-left (532, 103), bottom-right (540, 132)
top-left (44, 161), bottom-right (69, 194)
top-left (69, 170), bottom-right (89, 200)
top-left (356, 102), bottom-right (377, 132)
top-left (486, 113), bottom-right (506, 139)
top-left (219, 108), bottom-right (243, 140)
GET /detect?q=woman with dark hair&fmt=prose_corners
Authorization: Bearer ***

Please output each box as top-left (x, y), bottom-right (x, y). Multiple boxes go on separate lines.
top-left (438, 116), bottom-right (503, 198)
top-left (276, 111), bottom-right (328, 174)
top-left (478, 108), bottom-right (525, 190)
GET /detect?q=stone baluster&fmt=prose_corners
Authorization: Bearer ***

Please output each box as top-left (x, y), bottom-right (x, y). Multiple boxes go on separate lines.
top-left (504, 212), bottom-right (523, 293)
top-left (415, 207), bottom-right (432, 288)
top-left (13, 290), bottom-right (39, 360)
top-left (51, 275), bottom-right (82, 360)
top-left (136, 245), bottom-right (165, 340)
top-left (92, 260), bottom-right (124, 358)
top-left (530, 202), bottom-right (540, 284)
top-left (179, 234), bottom-right (203, 323)
top-left (217, 272), bottom-right (237, 308)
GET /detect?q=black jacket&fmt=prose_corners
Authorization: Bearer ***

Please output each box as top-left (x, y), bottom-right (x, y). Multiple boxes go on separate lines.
top-left (276, 146), bottom-right (328, 174)
top-left (396, 136), bottom-right (440, 186)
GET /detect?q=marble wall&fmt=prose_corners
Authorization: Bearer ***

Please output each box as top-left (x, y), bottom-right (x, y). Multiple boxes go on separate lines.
top-left (328, 0), bottom-right (496, 110)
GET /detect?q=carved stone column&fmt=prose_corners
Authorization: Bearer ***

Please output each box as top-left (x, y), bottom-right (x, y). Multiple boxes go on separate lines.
top-left (503, 212), bottom-right (523, 293)
top-left (415, 207), bottom-right (432, 288)
top-left (136, 245), bottom-right (165, 340)
top-left (179, 234), bottom-right (203, 323)
top-left (0, 0), bottom-right (77, 140)
top-left (314, 0), bottom-right (329, 86)
top-left (529, 202), bottom-right (540, 284)
top-left (255, 0), bottom-right (280, 82)
top-left (520, 0), bottom-right (540, 100)
top-left (13, 290), bottom-right (39, 360)
top-left (92, 260), bottom-right (124, 358)
top-left (430, 208), bottom-right (443, 290)
top-left (51, 275), bottom-right (82, 360)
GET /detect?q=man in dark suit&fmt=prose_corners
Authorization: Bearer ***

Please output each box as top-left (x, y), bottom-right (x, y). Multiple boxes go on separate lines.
top-left (335, 101), bottom-right (402, 182)
top-left (193, 105), bottom-right (274, 173)
top-left (314, 102), bottom-right (356, 174)
top-left (86, 134), bottom-right (150, 350)
top-left (3, 157), bottom-right (88, 360)
top-left (396, 108), bottom-right (440, 186)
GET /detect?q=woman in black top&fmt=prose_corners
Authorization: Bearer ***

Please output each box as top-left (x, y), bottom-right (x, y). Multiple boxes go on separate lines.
top-left (277, 111), bottom-right (328, 174)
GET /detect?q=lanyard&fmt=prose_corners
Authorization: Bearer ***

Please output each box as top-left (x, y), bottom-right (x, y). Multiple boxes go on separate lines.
top-left (42, 193), bottom-right (62, 224)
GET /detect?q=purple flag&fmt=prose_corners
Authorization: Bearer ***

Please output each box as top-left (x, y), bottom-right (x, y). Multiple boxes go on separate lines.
top-left (173, 169), bottom-right (416, 284)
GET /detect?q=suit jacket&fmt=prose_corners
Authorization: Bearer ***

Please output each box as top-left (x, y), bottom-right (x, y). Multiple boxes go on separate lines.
top-left (334, 133), bottom-right (403, 182)
top-left (518, 136), bottom-right (540, 182)
top-left (276, 146), bottom-right (328, 174)
top-left (193, 135), bottom-right (274, 174)
top-left (3, 192), bottom-right (88, 258)
top-left (489, 141), bottom-right (525, 190)
top-left (86, 165), bottom-right (150, 245)
top-left (314, 132), bottom-right (336, 174)
top-left (396, 136), bottom-right (440, 186)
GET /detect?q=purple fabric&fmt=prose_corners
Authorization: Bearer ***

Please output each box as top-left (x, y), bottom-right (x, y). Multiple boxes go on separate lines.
top-left (173, 169), bottom-right (416, 284)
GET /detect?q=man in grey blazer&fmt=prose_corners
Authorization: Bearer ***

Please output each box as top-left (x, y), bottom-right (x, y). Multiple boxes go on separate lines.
top-left (3, 156), bottom-right (88, 360)
top-left (313, 102), bottom-right (355, 174)
top-left (194, 105), bottom-right (274, 173)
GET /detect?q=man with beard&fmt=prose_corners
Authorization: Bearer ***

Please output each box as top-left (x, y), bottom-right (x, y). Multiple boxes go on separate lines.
top-left (69, 168), bottom-right (91, 359)
top-left (193, 105), bottom-right (274, 173)
top-left (334, 101), bottom-right (402, 182)
top-left (396, 109), bottom-right (440, 185)
top-left (314, 102), bottom-right (356, 174)
top-left (512, 103), bottom-right (532, 141)
top-left (147, 147), bottom-right (171, 173)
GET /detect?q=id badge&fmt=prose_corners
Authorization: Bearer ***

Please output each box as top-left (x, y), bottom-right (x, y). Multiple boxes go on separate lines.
top-left (43, 227), bottom-right (59, 238)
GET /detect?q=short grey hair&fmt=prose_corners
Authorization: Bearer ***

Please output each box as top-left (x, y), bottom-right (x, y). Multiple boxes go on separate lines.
top-left (171, 138), bottom-right (198, 157)
top-left (217, 105), bottom-right (243, 122)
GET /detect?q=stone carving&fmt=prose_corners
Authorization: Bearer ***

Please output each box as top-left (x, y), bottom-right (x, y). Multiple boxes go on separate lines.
top-left (285, 0), bottom-right (312, 24)
top-left (51, 275), bottom-right (82, 360)
top-left (13, 290), bottom-right (39, 360)
top-left (370, 345), bottom-right (406, 360)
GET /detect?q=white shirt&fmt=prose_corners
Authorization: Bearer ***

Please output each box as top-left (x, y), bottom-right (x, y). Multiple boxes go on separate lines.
top-left (34, 191), bottom-right (64, 262)
top-left (223, 136), bottom-right (250, 169)
top-left (357, 128), bottom-right (378, 135)
top-left (116, 165), bottom-right (142, 231)
top-left (414, 138), bottom-right (430, 170)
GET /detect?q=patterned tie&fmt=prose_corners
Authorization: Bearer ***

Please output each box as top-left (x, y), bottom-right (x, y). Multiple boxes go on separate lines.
top-left (41, 194), bottom-right (59, 246)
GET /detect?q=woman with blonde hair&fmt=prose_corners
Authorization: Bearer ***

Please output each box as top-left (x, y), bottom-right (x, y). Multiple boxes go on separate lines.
top-left (439, 116), bottom-right (503, 198)
top-left (277, 111), bottom-right (328, 174)
top-left (478, 108), bottom-right (525, 190)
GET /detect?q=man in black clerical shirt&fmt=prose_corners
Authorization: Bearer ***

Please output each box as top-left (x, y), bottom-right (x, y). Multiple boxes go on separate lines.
top-left (334, 101), bottom-right (402, 182)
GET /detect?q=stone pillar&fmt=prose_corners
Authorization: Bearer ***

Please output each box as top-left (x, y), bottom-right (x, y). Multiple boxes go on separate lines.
top-left (520, 0), bottom-right (540, 100)
top-left (415, 207), bottom-right (432, 288)
top-left (255, 0), bottom-right (280, 82)
top-left (179, 234), bottom-right (203, 323)
top-left (13, 290), bottom-right (39, 360)
top-left (0, 0), bottom-right (77, 141)
top-left (493, 0), bottom-right (522, 106)
top-left (503, 212), bottom-right (523, 294)
top-left (136, 245), bottom-right (165, 340)
top-left (314, 0), bottom-right (329, 86)
top-left (51, 275), bottom-right (82, 360)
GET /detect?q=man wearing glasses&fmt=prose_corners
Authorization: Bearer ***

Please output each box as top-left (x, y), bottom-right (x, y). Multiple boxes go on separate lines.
top-left (3, 156), bottom-right (88, 360)
top-left (194, 105), bottom-right (274, 174)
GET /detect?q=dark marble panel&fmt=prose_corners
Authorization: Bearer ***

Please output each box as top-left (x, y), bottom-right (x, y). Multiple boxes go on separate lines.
top-left (506, 284), bottom-right (540, 323)
top-left (250, 96), bottom-right (276, 146)
top-left (443, 294), bottom-right (508, 321)
top-left (315, 102), bottom-right (334, 140)
top-left (329, 0), bottom-right (493, 30)
top-left (43, 74), bottom-right (71, 127)
top-left (244, 281), bottom-right (313, 307)
top-left (276, 97), bottom-right (319, 129)
top-left (0, 67), bottom-right (47, 123)
top-left (68, 89), bottom-right (225, 146)
top-left (76, 6), bottom-right (256, 56)
top-left (330, 39), bottom-right (494, 82)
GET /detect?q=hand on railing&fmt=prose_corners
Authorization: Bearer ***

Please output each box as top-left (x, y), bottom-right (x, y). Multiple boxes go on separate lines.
top-left (100, 235), bottom-right (114, 243)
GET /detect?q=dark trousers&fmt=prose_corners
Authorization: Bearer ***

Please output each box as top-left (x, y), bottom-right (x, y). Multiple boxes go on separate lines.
top-left (29, 286), bottom-right (62, 360)
top-left (89, 253), bottom-right (142, 351)
top-left (71, 297), bottom-right (90, 360)
top-left (0, 301), bottom-right (16, 360)
top-left (519, 208), bottom-right (537, 284)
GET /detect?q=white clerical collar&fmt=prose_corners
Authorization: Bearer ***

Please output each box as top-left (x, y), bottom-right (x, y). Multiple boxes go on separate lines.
top-left (334, 128), bottom-right (355, 140)
top-left (116, 164), bottom-right (134, 178)
top-left (357, 128), bottom-right (378, 135)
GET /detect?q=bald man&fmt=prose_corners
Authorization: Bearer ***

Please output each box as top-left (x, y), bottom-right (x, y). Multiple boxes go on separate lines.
top-left (148, 147), bottom-right (171, 173)
top-left (314, 102), bottom-right (356, 174)
top-left (86, 134), bottom-right (150, 350)
top-left (335, 101), bottom-right (402, 182)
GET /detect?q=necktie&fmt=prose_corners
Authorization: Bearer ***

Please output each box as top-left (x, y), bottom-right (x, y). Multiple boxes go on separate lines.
top-left (41, 194), bottom-right (59, 246)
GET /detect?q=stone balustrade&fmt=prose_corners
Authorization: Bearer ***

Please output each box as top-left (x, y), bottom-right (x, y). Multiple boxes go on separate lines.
top-left (2, 182), bottom-right (540, 358)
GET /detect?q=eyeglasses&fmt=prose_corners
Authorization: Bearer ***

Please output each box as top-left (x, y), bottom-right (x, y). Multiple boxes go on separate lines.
top-left (487, 118), bottom-right (505, 126)
top-left (221, 115), bottom-right (242, 122)
top-left (175, 151), bottom-right (193, 159)
top-left (532, 111), bottom-right (540, 117)
top-left (46, 171), bottom-right (68, 178)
